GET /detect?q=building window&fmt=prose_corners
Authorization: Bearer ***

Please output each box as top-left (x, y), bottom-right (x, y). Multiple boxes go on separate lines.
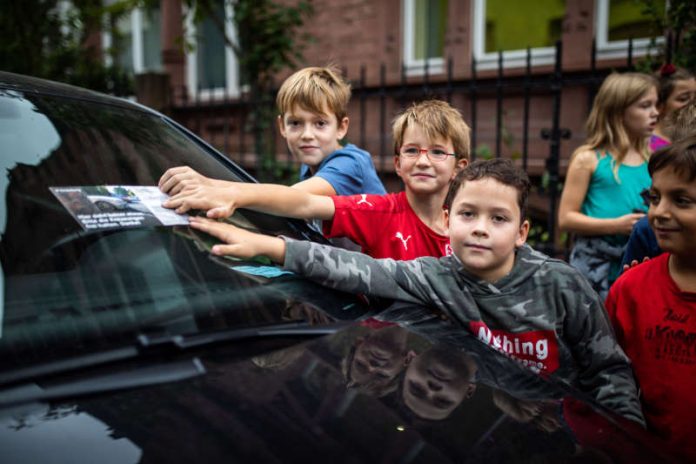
top-left (141, 8), bottom-right (162, 71)
top-left (402, 0), bottom-right (448, 74)
top-left (195, 1), bottom-right (226, 89)
top-left (472, 0), bottom-right (565, 69)
top-left (104, 4), bottom-right (162, 74)
top-left (595, 0), bottom-right (665, 59)
top-left (185, 0), bottom-right (240, 98)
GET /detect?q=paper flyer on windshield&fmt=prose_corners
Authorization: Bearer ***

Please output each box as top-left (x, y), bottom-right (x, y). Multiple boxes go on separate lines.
top-left (50, 186), bottom-right (189, 230)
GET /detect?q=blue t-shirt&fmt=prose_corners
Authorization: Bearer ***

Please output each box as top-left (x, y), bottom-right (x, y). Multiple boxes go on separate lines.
top-left (298, 143), bottom-right (386, 195)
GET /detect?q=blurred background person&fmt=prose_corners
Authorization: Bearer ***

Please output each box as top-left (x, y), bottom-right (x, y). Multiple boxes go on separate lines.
top-left (559, 73), bottom-right (657, 299)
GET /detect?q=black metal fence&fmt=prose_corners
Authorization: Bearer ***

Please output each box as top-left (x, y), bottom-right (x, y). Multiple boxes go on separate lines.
top-left (169, 39), bottom-right (643, 256)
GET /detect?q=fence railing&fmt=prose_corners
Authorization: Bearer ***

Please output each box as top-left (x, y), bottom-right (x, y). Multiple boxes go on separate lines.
top-left (168, 38), bottom-right (643, 256)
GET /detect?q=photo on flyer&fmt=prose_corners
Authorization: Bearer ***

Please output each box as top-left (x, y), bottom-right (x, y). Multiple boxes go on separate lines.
top-left (50, 185), bottom-right (189, 231)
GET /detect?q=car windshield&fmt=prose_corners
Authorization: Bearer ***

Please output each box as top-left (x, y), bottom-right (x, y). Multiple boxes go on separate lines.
top-left (0, 85), bottom-right (360, 372)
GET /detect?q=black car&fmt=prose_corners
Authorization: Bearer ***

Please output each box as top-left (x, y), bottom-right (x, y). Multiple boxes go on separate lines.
top-left (0, 72), bottom-right (674, 463)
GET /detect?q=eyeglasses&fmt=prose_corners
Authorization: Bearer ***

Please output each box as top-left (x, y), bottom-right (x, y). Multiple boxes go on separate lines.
top-left (399, 146), bottom-right (456, 162)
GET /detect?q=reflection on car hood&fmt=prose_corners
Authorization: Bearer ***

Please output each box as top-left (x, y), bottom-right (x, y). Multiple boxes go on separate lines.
top-left (0, 323), bottom-right (673, 464)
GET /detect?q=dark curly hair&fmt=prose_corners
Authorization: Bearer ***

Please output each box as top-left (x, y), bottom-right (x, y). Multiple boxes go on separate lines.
top-left (649, 133), bottom-right (696, 182)
top-left (443, 159), bottom-right (530, 223)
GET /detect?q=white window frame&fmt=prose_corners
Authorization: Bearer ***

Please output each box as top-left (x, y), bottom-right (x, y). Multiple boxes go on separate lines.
top-left (101, 7), bottom-right (158, 74)
top-left (102, 28), bottom-right (113, 67)
top-left (402, 0), bottom-right (445, 75)
top-left (595, 0), bottom-right (664, 60)
top-left (185, 2), bottom-right (240, 100)
top-left (57, 1), bottom-right (73, 38)
top-left (471, 0), bottom-right (557, 70)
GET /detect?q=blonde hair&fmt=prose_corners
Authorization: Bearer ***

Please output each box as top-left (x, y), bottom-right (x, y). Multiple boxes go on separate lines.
top-left (392, 100), bottom-right (471, 162)
top-left (578, 72), bottom-right (657, 178)
top-left (276, 66), bottom-right (351, 120)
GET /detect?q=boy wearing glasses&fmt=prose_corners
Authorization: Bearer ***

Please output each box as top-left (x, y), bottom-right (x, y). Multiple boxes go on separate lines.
top-left (162, 100), bottom-right (470, 260)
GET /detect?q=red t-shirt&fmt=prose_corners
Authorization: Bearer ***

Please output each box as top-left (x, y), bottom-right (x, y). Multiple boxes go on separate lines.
top-left (322, 191), bottom-right (451, 260)
top-left (605, 253), bottom-right (696, 461)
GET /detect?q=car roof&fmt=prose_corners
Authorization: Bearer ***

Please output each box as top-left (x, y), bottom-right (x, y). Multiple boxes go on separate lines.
top-left (0, 71), bottom-right (152, 114)
top-left (0, 70), bottom-right (258, 185)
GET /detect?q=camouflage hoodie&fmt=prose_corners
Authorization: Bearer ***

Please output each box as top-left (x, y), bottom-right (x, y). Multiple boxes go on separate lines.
top-left (282, 239), bottom-right (644, 425)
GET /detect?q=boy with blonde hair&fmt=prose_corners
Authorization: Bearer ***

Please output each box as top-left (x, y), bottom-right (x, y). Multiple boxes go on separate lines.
top-left (187, 159), bottom-right (644, 425)
top-left (159, 66), bottom-right (385, 198)
top-left (163, 99), bottom-right (470, 260)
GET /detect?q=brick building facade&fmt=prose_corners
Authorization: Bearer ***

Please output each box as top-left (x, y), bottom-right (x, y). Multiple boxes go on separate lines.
top-left (115, 0), bottom-right (662, 231)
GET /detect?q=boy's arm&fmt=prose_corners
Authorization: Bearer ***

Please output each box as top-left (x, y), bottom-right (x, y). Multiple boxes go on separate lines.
top-left (292, 176), bottom-right (337, 196)
top-left (281, 236), bottom-right (429, 304)
top-left (189, 217), bottom-right (430, 305)
top-left (163, 178), bottom-right (335, 220)
top-left (561, 269), bottom-right (645, 425)
top-left (297, 148), bottom-right (385, 196)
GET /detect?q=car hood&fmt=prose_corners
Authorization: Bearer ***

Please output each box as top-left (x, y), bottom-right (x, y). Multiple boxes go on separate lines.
top-left (0, 322), bottom-right (672, 464)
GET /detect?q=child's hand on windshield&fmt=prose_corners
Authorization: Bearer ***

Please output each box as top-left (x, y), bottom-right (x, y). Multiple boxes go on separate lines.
top-left (188, 216), bottom-right (286, 264)
top-left (163, 184), bottom-right (240, 218)
top-left (159, 166), bottom-right (226, 195)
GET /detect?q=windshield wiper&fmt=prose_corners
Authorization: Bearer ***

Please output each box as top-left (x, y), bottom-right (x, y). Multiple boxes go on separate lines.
top-left (0, 358), bottom-right (205, 407)
top-left (0, 321), bottom-right (349, 389)
top-left (137, 321), bottom-right (349, 350)
top-left (0, 346), bottom-right (138, 386)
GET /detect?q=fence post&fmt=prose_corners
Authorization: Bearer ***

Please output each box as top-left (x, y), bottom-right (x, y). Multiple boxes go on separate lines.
top-left (269, 78), bottom-right (277, 175)
top-left (223, 80), bottom-right (229, 156)
top-left (446, 56), bottom-right (453, 104)
top-left (379, 63), bottom-right (387, 167)
top-left (195, 83), bottom-right (201, 136)
top-left (399, 63), bottom-right (407, 108)
top-left (360, 65), bottom-right (366, 151)
top-left (522, 47), bottom-right (531, 171)
top-left (239, 90), bottom-right (246, 164)
top-left (541, 40), bottom-right (567, 256)
top-left (495, 51), bottom-right (503, 158)
top-left (587, 38), bottom-right (598, 113)
top-left (470, 56), bottom-right (478, 159)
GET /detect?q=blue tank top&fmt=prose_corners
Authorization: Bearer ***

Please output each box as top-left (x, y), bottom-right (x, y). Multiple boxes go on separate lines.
top-left (580, 150), bottom-right (651, 244)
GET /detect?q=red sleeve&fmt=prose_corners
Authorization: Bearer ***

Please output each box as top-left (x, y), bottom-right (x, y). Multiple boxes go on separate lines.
top-left (604, 272), bottom-right (632, 349)
top-left (604, 282), bottom-right (619, 327)
top-left (322, 194), bottom-right (391, 250)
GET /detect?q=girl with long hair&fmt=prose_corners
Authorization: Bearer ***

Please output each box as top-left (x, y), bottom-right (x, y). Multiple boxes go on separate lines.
top-left (559, 72), bottom-right (658, 299)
